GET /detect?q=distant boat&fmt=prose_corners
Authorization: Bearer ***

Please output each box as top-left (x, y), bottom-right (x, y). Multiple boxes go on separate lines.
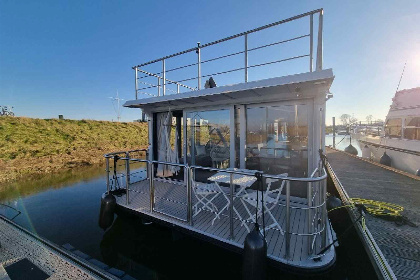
top-left (337, 130), bottom-right (347, 135)
top-left (352, 87), bottom-right (420, 175)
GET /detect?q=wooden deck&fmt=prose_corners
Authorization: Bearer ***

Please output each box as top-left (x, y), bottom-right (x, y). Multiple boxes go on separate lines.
top-left (114, 177), bottom-right (336, 271)
top-left (326, 148), bottom-right (420, 280)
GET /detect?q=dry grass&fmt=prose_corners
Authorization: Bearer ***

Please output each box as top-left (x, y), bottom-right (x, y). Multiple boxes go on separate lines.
top-left (0, 116), bottom-right (148, 183)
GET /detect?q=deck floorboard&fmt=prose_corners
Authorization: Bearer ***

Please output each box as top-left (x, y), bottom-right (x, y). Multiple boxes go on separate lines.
top-left (115, 175), bottom-right (335, 269)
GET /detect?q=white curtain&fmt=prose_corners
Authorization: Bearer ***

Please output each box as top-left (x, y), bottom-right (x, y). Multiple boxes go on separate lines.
top-left (156, 112), bottom-right (180, 177)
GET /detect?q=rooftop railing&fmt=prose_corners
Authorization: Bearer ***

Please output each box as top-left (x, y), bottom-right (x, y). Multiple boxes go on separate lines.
top-left (133, 9), bottom-right (324, 99)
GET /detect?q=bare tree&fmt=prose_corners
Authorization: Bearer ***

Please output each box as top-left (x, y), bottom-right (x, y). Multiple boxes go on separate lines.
top-left (340, 114), bottom-right (351, 125)
top-left (349, 116), bottom-right (358, 124)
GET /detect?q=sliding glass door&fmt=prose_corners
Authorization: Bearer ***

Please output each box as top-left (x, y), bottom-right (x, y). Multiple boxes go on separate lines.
top-left (186, 108), bottom-right (231, 168)
top-left (245, 103), bottom-right (310, 177)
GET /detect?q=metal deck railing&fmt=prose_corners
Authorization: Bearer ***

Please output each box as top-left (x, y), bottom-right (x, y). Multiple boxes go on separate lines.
top-left (104, 150), bottom-right (328, 259)
top-left (132, 9), bottom-right (324, 99)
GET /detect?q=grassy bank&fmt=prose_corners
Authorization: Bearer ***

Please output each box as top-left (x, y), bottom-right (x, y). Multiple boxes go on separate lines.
top-left (0, 117), bottom-right (148, 183)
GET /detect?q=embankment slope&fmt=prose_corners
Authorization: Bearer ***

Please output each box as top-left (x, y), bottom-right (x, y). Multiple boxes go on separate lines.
top-left (0, 117), bottom-right (148, 183)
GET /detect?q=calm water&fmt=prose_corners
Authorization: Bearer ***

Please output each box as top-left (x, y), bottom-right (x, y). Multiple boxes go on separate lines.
top-left (325, 134), bottom-right (362, 155)
top-left (0, 158), bottom-right (370, 279)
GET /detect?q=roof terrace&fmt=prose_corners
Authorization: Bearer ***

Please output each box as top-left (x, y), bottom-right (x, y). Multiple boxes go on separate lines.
top-left (131, 9), bottom-right (325, 99)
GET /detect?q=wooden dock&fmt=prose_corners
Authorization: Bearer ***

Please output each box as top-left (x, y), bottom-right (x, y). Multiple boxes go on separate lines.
top-left (0, 216), bottom-right (120, 280)
top-left (326, 147), bottom-right (420, 280)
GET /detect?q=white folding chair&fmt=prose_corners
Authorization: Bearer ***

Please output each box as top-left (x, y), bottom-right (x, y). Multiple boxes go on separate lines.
top-left (240, 173), bottom-right (288, 234)
top-left (192, 181), bottom-right (229, 225)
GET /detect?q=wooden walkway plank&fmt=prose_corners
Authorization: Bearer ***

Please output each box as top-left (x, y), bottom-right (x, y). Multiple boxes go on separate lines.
top-left (326, 147), bottom-right (420, 280)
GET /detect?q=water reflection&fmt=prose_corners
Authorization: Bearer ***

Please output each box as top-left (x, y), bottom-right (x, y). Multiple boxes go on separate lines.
top-left (0, 164), bottom-right (105, 201)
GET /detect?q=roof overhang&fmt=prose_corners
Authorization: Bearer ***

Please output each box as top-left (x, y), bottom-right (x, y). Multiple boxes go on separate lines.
top-left (124, 69), bottom-right (334, 112)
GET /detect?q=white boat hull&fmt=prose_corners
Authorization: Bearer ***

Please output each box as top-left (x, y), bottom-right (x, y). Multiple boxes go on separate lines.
top-left (353, 134), bottom-right (420, 175)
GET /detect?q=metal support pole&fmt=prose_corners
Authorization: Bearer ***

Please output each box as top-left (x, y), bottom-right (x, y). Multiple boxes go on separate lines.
top-left (309, 14), bottom-right (313, 72)
top-left (162, 59), bottom-right (166, 96)
top-left (307, 182), bottom-right (312, 255)
top-left (187, 167), bottom-right (193, 226)
top-left (149, 162), bottom-right (154, 212)
top-left (125, 153), bottom-right (130, 205)
top-left (244, 34), bottom-right (248, 82)
top-left (229, 173), bottom-right (235, 240)
top-left (285, 180), bottom-right (291, 258)
top-left (316, 10), bottom-right (323, 71)
top-left (177, 84), bottom-right (180, 94)
top-left (106, 157), bottom-right (110, 193)
top-left (196, 42), bottom-right (201, 90)
top-left (135, 67), bottom-right (138, 99)
top-left (157, 77), bottom-right (161, 96)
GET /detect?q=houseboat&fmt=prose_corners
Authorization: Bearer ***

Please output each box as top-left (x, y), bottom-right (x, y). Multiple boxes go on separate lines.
top-left (101, 9), bottom-right (336, 273)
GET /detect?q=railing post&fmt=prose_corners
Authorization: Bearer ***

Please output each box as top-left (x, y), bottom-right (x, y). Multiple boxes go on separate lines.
top-left (321, 177), bottom-right (327, 248)
top-left (162, 59), bottom-right (166, 96)
top-left (309, 14), bottom-right (313, 72)
top-left (244, 34), bottom-right (248, 82)
top-left (316, 10), bottom-right (323, 71)
top-left (307, 182), bottom-right (312, 255)
top-left (177, 84), bottom-right (180, 94)
top-left (134, 67), bottom-right (138, 99)
top-left (196, 42), bottom-right (201, 90)
top-left (149, 162), bottom-right (154, 212)
top-left (285, 180), bottom-right (291, 258)
top-left (125, 153), bottom-right (130, 205)
top-left (187, 167), bottom-right (193, 226)
top-left (229, 173), bottom-right (235, 240)
top-left (106, 157), bottom-right (110, 193)
top-left (157, 77), bottom-right (161, 96)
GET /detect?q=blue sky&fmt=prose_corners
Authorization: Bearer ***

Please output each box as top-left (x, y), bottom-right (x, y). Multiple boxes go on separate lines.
top-left (1, 0), bottom-right (419, 124)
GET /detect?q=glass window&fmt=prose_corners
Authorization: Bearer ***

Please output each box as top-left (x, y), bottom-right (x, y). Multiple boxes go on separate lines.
top-left (385, 118), bottom-right (402, 138)
top-left (187, 109), bottom-right (230, 168)
top-left (404, 117), bottom-right (420, 140)
top-left (246, 104), bottom-right (308, 177)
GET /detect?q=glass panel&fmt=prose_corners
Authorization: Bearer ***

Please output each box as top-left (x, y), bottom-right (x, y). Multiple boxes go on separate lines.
top-left (187, 109), bottom-right (230, 168)
top-left (404, 117), bottom-right (420, 140)
top-left (385, 118), bottom-right (402, 138)
top-left (246, 104), bottom-right (308, 177)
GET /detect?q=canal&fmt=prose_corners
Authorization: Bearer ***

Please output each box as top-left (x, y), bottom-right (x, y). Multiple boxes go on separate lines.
top-left (0, 137), bottom-right (371, 280)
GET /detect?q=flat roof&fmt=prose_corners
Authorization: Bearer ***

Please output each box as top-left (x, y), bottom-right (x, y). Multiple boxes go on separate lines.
top-left (124, 69), bottom-right (334, 111)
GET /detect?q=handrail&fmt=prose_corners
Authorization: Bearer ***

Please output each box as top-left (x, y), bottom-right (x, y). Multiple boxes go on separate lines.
top-left (104, 153), bottom-right (328, 258)
top-left (132, 9), bottom-right (324, 97)
top-left (104, 148), bottom-right (147, 158)
top-left (133, 9), bottom-right (322, 68)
